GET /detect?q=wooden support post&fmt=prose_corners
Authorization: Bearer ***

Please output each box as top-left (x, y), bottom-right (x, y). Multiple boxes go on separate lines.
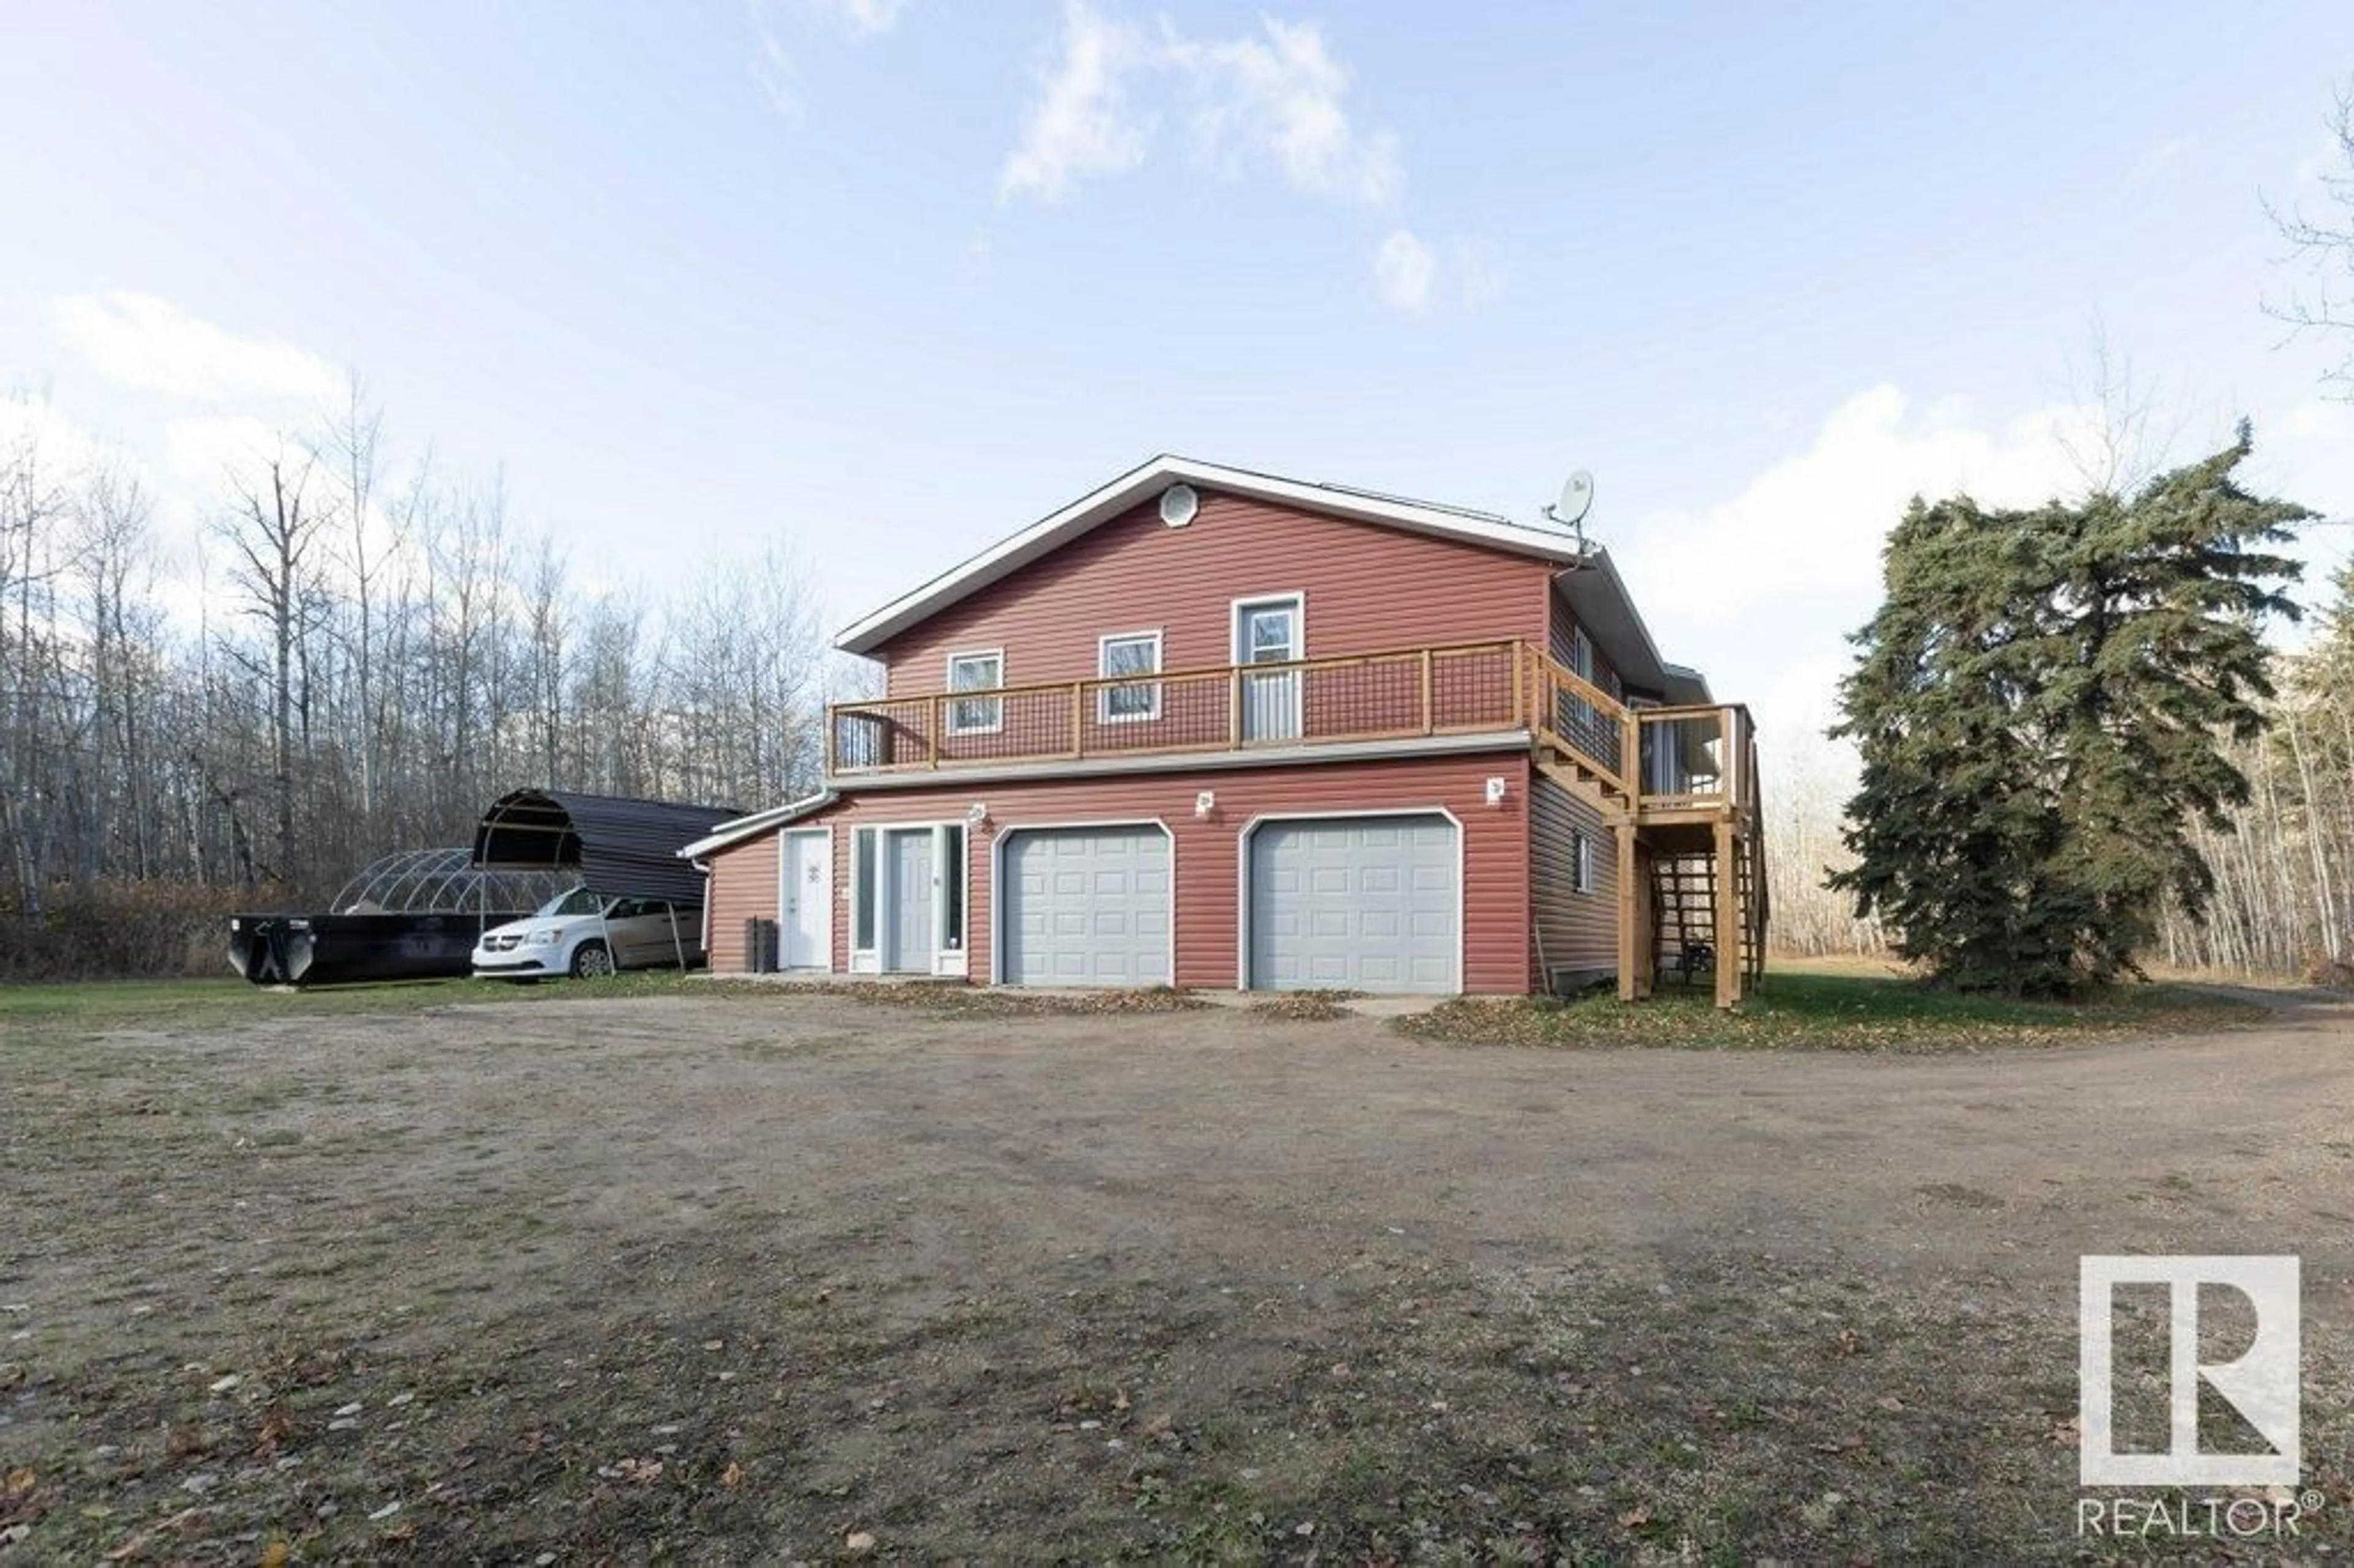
top-left (1723, 707), bottom-right (1741, 807)
top-left (1621, 709), bottom-right (1643, 811)
top-left (1419, 649), bottom-right (1435, 735)
top-left (928, 697), bottom-right (942, 769)
top-left (1615, 823), bottom-right (1640, 1003)
top-left (1228, 667), bottom-right (1244, 748)
top-left (1070, 683), bottom-right (1085, 759)
top-left (1713, 817), bottom-right (1740, 1010)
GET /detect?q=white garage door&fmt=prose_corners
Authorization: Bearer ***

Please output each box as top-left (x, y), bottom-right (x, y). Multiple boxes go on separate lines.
top-left (1000, 826), bottom-right (1172, 987)
top-left (1248, 814), bottom-right (1458, 994)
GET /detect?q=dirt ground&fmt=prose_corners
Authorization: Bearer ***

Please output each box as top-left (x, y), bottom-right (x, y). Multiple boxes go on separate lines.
top-left (3, 988), bottom-right (2349, 1562)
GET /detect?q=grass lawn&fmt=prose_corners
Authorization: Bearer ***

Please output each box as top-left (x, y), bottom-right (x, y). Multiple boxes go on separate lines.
top-left (1401, 959), bottom-right (2270, 1052)
top-left (1, 962), bottom-right (2276, 1055)
top-left (0, 972), bottom-right (702, 1035)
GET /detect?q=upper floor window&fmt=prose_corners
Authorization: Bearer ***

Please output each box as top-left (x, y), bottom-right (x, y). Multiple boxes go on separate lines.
top-left (946, 649), bottom-right (1004, 734)
top-left (1097, 630), bottom-right (1162, 723)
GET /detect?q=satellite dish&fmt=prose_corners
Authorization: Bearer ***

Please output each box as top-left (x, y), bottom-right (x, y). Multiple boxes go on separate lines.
top-left (1542, 470), bottom-right (1594, 546)
top-left (1548, 471), bottom-right (1594, 527)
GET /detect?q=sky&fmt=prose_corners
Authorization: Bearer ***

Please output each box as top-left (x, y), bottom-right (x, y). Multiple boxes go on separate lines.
top-left (4, 1), bottom-right (2351, 763)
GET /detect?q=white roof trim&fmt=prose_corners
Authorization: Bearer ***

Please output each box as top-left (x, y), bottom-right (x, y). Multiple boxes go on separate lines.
top-left (677, 790), bottom-right (836, 860)
top-left (834, 454), bottom-right (1586, 655)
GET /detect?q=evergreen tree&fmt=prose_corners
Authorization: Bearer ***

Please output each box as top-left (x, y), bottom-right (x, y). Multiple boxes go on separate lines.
top-left (1830, 427), bottom-right (2308, 997)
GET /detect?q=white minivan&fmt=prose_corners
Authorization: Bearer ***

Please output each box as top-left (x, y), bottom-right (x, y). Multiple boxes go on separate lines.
top-left (471, 887), bottom-right (705, 980)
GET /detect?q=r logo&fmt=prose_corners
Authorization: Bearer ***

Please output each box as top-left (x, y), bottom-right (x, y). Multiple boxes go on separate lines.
top-left (2078, 1254), bottom-right (2300, 1487)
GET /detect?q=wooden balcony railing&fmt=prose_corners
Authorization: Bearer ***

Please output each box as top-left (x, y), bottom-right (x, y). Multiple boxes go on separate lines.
top-left (827, 640), bottom-right (1523, 775)
top-left (826, 638), bottom-right (1756, 821)
top-left (1628, 704), bottom-right (1754, 818)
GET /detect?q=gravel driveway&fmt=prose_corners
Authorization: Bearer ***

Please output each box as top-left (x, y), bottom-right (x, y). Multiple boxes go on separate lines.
top-left (5, 989), bottom-right (2347, 1561)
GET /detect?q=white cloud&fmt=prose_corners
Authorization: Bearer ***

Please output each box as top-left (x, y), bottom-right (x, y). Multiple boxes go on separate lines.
top-left (747, 0), bottom-right (801, 118)
top-left (0, 390), bottom-right (108, 479)
top-left (999, 6), bottom-right (1399, 208)
top-left (164, 414), bottom-right (292, 493)
top-left (1162, 17), bottom-right (1399, 205)
top-left (1373, 229), bottom-right (1436, 313)
top-left (1617, 385), bottom-right (2093, 630)
top-left (1371, 229), bottom-right (1507, 314)
top-left (747, 0), bottom-right (912, 120)
top-left (999, 0), bottom-right (1151, 203)
top-left (829, 0), bottom-right (910, 34)
top-left (1608, 386), bottom-right (2100, 736)
top-left (49, 291), bottom-right (340, 405)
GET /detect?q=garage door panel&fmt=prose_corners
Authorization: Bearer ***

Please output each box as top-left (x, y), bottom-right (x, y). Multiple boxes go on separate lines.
top-left (1002, 826), bottom-right (1173, 988)
top-left (1249, 814), bottom-right (1457, 995)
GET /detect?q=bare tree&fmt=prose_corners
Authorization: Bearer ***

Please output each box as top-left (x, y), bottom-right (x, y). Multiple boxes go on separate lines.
top-left (2267, 83), bottom-right (2354, 395)
top-left (215, 444), bottom-right (329, 883)
top-left (0, 412), bottom-right (76, 911)
top-left (2, 384), bottom-right (834, 975)
top-left (2053, 314), bottom-right (2178, 497)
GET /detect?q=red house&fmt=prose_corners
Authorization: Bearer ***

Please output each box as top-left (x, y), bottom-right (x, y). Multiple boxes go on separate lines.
top-left (687, 457), bottom-right (1764, 1005)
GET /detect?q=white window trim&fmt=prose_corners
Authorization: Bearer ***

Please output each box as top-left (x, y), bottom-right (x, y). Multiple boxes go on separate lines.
top-left (1096, 629), bottom-right (1164, 725)
top-left (848, 826), bottom-right (880, 972)
top-left (944, 647), bottom-right (1005, 736)
top-left (1230, 593), bottom-right (1306, 666)
top-left (856, 820), bottom-right (970, 976)
top-left (777, 826), bottom-right (834, 970)
top-left (1229, 592), bottom-right (1306, 743)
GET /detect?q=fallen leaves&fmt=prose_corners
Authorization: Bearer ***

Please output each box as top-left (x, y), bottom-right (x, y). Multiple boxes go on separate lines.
top-left (596, 1458), bottom-right (664, 1484)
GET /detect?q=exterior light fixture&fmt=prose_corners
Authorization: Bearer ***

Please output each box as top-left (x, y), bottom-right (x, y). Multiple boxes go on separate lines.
top-left (966, 801), bottom-right (989, 826)
top-left (1485, 777), bottom-right (1508, 807)
top-left (1195, 791), bottom-right (1216, 818)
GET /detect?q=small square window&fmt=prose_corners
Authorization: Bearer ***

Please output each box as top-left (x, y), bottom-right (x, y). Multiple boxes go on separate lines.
top-left (1097, 631), bottom-right (1162, 723)
top-left (946, 651), bottom-right (1003, 734)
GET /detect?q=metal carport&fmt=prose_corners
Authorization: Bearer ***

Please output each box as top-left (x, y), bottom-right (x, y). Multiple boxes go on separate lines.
top-left (472, 791), bottom-right (740, 967)
top-left (473, 789), bottom-right (739, 903)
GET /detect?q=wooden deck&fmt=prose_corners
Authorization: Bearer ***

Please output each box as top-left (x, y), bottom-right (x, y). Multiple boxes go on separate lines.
top-left (826, 639), bottom-right (1765, 1007)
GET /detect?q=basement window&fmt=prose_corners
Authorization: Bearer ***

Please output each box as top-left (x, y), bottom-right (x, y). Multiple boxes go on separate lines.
top-left (1573, 830), bottom-right (1594, 895)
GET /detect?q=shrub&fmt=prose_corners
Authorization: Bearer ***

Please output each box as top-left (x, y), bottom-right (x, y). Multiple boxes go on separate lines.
top-left (0, 880), bottom-right (259, 982)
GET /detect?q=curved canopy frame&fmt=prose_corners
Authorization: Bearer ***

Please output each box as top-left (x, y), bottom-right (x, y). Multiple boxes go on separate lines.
top-left (331, 847), bottom-right (572, 916)
top-left (471, 789), bottom-right (737, 907)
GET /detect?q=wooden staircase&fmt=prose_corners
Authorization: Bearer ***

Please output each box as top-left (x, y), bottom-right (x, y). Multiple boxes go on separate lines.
top-left (1647, 839), bottom-right (1767, 998)
top-left (1523, 647), bottom-right (1767, 1009)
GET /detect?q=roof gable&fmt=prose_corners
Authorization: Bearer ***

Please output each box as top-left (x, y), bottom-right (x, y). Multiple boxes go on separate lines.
top-left (835, 455), bottom-right (1585, 655)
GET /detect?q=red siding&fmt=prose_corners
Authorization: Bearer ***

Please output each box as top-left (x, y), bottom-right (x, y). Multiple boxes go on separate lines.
top-left (704, 833), bottom-right (779, 973)
top-left (1530, 774), bottom-right (1618, 984)
top-left (875, 491), bottom-right (1555, 697)
top-left (1547, 594), bottom-right (1625, 698)
top-left (706, 752), bottom-right (1539, 993)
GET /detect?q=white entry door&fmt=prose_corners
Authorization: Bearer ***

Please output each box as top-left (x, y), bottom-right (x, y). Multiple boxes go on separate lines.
top-left (1235, 596), bottom-right (1301, 742)
top-left (780, 829), bottom-right (831, 969)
